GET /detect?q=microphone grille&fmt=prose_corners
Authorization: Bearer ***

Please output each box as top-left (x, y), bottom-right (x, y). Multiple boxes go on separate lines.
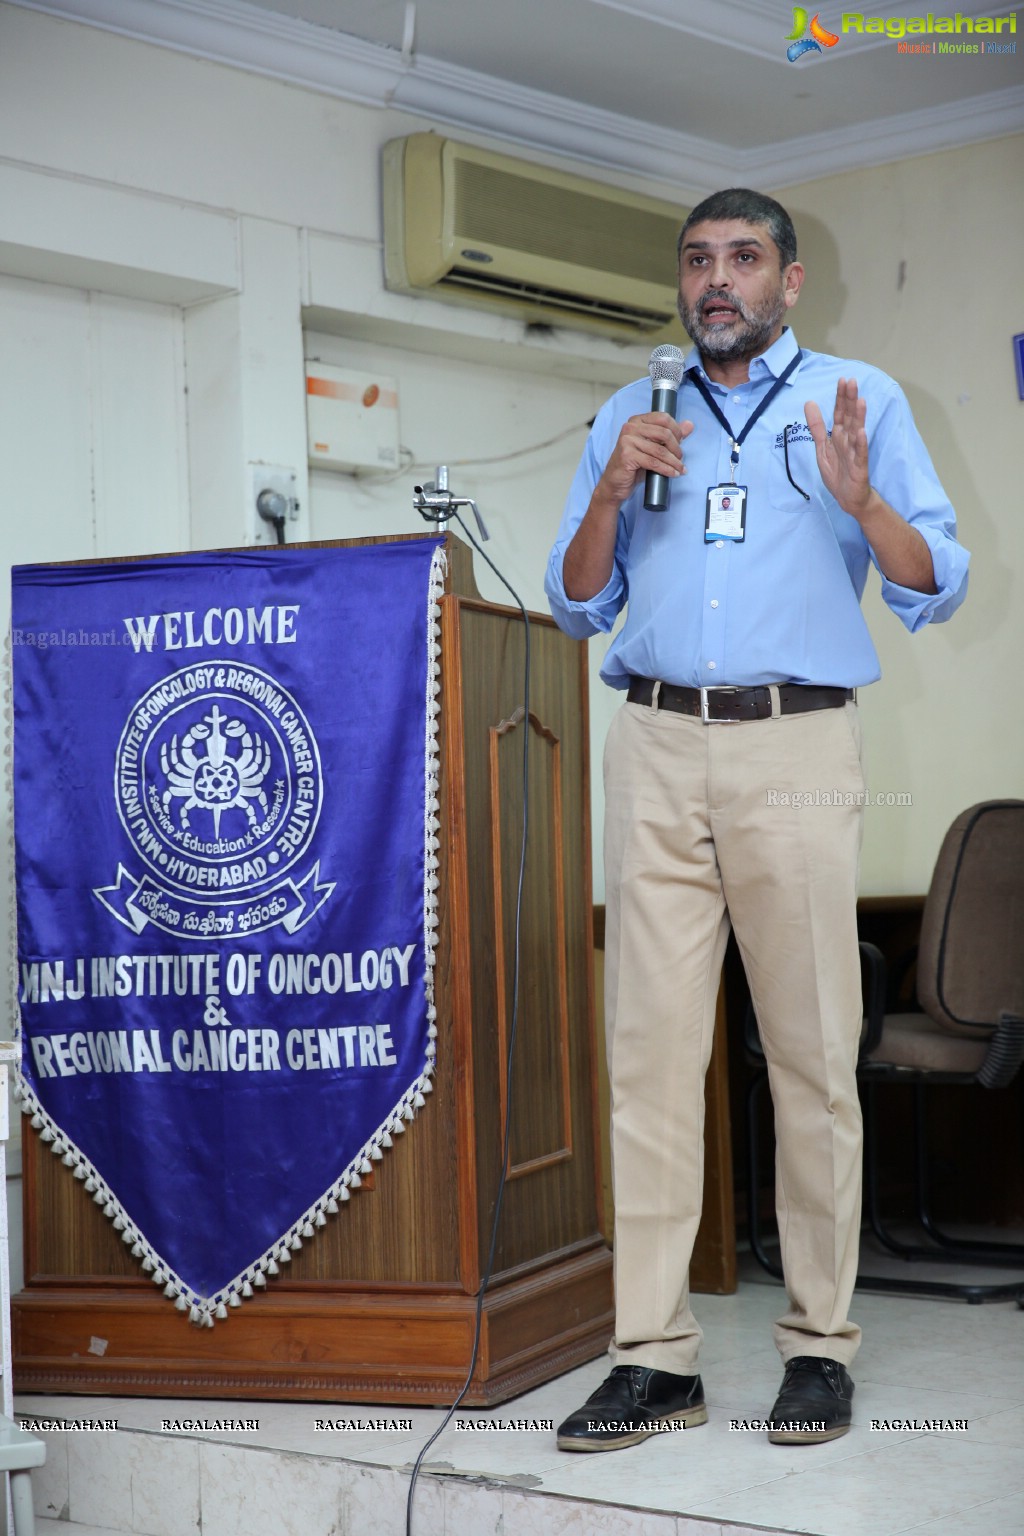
top-left (648, 344), bottom-right (685, 387)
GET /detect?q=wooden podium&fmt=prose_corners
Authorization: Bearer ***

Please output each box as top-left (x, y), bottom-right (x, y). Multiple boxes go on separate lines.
top-left (13, 533), bottom-right (613, 1405)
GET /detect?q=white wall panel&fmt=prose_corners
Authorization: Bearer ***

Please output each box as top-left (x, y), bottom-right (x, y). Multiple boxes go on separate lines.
top-left (2, 276), bottom-right (96, 570)
top-left (0, 161), bottom-right (239, 306)
top-left (91, 292), bottom-right (190, 557)
top-left (1, 274), bottom-right (188, 1244)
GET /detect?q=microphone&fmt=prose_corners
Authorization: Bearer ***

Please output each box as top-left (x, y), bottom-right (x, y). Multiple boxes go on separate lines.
top-left (644, 344), bottom-right (685, 512)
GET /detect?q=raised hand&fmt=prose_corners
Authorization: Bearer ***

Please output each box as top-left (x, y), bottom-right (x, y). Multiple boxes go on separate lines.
top-left (804, 378), bottom-right (872, 521)
top-left (804, 379), bottom-right (937, 593)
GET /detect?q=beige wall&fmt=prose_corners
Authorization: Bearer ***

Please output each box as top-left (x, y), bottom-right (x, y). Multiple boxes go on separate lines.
top-left (562, 140), bottom-right (1024, 902)
top-left (772, 139), bottom-right (1024, 894)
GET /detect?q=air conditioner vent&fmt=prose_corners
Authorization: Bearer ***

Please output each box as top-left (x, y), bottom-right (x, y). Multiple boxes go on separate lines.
top-left (443, 266), bottom-right (674, 333)
top-left (383, 134), bottom-right (687, 342)
top-left (451, 161), bottom-right (680, 288)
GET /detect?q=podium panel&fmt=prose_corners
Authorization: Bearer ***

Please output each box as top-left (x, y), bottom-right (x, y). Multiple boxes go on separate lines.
top-left (13, 534), bottom-right (612, 1404)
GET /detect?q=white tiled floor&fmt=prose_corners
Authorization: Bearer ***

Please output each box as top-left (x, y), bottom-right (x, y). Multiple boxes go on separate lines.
top-left (18, 1258), bottom-right (1024, 1536)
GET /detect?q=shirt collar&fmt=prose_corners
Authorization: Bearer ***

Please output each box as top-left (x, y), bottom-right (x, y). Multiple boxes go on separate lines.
top-left (684, 326), bottom-right (800, 388)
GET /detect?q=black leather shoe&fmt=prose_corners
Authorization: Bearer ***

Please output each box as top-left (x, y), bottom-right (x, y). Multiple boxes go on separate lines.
top-left (768, 1356), bottom-right (854, 1444)
top-left (556, 1365), bottom-right (707, 1452)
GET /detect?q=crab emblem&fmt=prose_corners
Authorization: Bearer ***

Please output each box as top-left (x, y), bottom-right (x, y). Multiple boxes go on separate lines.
top-left (160, 704), bottom-right (271, 837)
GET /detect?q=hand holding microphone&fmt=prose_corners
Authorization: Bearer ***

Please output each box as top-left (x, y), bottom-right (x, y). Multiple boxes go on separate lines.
top-left (563, 346), bottom-right (691, 601)
top-left (580, 345), bottom-right (691, 541)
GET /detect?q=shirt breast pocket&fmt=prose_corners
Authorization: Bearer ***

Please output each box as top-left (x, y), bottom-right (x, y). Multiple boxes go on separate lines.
top-left (768, 428), bottom-right (820, 514)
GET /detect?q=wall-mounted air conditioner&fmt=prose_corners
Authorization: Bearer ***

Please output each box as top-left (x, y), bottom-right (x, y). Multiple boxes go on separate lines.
top-left (382, 134), bottom-right (687, 342)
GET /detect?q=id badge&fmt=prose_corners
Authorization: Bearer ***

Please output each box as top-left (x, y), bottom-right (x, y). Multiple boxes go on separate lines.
top-left (705, 484), bottom-right (747, 543)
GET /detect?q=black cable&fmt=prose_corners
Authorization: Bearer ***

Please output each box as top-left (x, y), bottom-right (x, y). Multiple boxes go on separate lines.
top-left (405, 511), bottom-right (532, 1536)
top-left (783, 425), bottom-right (810, 502)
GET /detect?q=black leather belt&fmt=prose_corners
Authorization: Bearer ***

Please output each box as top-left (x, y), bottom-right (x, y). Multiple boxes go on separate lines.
top-left (627, 676), bottom-right (854, 723)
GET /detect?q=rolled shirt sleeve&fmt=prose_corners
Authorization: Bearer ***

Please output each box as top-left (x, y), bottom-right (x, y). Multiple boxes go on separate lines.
top-left (544, 394), bottom-right (638, 639)
top-left (865, 379), bottom-right (969, 630)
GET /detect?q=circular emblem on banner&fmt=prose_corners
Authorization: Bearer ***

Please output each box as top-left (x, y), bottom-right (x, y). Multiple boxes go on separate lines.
top-left (115, 663), bottom-right (322, 897)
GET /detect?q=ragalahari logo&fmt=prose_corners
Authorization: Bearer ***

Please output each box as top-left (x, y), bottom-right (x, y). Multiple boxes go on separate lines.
top-left (786, 8), bottom-right (840, 61)
top-left (786, 10), bottom-right (1016, 59)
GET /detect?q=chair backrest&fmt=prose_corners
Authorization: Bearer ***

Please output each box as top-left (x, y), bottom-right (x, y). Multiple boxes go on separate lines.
top-left (917, 801), bottom-right (1024, 1035)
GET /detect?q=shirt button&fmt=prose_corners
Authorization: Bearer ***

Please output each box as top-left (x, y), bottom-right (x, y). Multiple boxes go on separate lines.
top-left (707, 660), bottom-right (717, 670)
top-left (715, 540), bottom-right (724, 549)
top-left (733, 396), bottom-right (741, 404)
top-left (710, 600), bottom-right (719, 609)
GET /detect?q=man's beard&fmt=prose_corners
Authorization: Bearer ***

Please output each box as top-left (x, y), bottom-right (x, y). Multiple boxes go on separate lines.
top-left (677, 284), bottom-right (786, 363)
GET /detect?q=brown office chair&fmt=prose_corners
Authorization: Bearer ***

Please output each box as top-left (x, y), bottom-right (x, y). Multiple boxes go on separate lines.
top-left (746, 800), bottom-right (1024, 1302)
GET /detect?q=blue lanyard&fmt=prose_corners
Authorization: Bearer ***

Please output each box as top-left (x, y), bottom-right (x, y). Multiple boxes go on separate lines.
top-left (687, 351), bottom-right (803, 480)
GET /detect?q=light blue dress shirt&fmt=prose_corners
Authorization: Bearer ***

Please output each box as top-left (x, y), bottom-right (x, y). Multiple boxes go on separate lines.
top-left (546, 329), bottom-right (969, 690)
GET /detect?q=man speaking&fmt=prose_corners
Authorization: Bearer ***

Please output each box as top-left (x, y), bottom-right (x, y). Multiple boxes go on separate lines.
top-left (545, 188), bottom-right (969, 1450)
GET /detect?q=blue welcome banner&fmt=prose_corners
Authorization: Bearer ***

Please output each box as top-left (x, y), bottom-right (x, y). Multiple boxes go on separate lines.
top-left (11, 538), bottom-right (444, 1323)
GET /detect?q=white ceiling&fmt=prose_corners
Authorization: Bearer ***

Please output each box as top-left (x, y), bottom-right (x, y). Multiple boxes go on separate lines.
top-left (14, 0), bottom-right (1024, 191)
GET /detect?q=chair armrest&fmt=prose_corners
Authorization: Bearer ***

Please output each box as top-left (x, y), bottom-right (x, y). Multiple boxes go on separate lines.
top-left (745, 940), bottom-right (888, 1068)
top-left (857, 941), bottom-right (888, 1063)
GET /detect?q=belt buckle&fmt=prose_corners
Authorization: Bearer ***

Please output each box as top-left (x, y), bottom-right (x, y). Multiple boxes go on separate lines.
top-left (700, 687), bottom-right (740, 724)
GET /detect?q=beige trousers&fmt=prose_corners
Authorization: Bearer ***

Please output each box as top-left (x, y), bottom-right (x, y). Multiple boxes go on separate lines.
top-left (604, 696), bottom-right (866, 1373)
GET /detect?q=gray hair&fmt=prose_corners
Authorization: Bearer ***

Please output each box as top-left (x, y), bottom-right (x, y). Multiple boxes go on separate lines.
top-left (677, 189), bottom-right (797, 270)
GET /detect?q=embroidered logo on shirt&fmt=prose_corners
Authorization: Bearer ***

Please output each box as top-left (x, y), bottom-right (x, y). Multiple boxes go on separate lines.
top-left (774, 422), bottom-right (816, 449)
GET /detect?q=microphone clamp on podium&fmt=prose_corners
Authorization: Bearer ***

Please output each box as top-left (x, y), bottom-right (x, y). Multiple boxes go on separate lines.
top-left (413, 466), bottom-right (490, 541)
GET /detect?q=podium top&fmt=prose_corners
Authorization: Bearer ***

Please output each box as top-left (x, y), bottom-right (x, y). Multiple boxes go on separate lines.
top-left (14, 531), bottom-right (482, 600)
top-left (302, 531), bottom-right (480, 600)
